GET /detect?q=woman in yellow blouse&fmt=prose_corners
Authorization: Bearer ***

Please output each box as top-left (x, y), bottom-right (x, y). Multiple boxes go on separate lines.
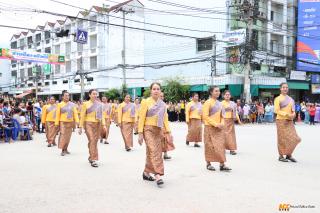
top-left (41, 96), bottom-right (58, 147)
top-left (134, 97), bottom-right (141, 135)
top-left (138, 83), bottom-right (172, 187)
top-left (274, 83), bottom-right (301, 163)
top-left (118, 94), bottom-right (136, 151)
top-left (100, 96), bottom-right (112, 144)
top-left (55, 91), bottom-right (79, 156)
top-left (79, 89), bottom-right (106, 168)
top-left (203, 86), bottom-right (231, 172)
top-left (221, 90), bottom-right (241, 155)
top-left (185, 93), bottom-right (202, 147)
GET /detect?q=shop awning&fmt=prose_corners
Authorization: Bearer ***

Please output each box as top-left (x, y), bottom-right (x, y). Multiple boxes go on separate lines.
top-left (258, 85), bottom-right (280, 89)
top-left (190, 84), bottom-right (208, 92)
top-left (287, 82), bottom-right (309, 90)
top-left (15, 91), bottom-right (32, 99)
top-left (229, 84), bottom-right (243, 97)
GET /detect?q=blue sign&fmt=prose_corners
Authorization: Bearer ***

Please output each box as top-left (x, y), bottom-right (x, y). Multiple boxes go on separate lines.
top-left (75, 29), bottom-right (88, 44)
top-left (311, 74), bottom-right (320, 83)
top-left (297, 0), bottom-right (320, 72)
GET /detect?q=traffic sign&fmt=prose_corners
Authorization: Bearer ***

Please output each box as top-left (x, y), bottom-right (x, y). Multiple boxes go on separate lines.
top-left (75, 29), bottom-right (88, 44)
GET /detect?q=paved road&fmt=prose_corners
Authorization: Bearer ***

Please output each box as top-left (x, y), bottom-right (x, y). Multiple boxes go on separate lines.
top-left (0, 122), bottom-right (319, 213)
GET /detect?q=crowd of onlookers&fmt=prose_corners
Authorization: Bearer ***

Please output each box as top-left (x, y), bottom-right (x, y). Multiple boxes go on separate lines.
top-left (165, 98), bottom-right (320, 125)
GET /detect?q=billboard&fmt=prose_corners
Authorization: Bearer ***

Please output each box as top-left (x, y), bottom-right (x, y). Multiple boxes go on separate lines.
top-left (223, 29), bottom-right (246, 47)
top-left (0, 48), bottom-right (65, 65)
top-left (311, 84), bottom-right (320, 94)
top-left (297, 0), bottom-right (320, 72)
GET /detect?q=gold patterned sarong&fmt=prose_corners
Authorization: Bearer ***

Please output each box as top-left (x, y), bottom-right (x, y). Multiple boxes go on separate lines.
top-left (85, 121), bottom-right (101, 161)
top-left (58, 122), bottom-right (73, 150)
top-left (143, 125), bottom-right (164, 175)
top-left (204, 125), bottom-right (226, 163)
top-left (276, 119), bottom-right (301, 155)
top-left (224, 118), bottom-right (237, 151)
top-left (120, 122), bottom-right (134, 149)
top-left (100, 118), bottom-right (111, 140)
top-left (186, 118), bottom-right (202, 142)
top-left (46, 121), bottom-right (58, 145)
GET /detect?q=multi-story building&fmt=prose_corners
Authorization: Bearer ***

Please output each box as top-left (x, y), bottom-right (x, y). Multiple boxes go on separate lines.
top-left (9, 0), bottom-right (145, 99)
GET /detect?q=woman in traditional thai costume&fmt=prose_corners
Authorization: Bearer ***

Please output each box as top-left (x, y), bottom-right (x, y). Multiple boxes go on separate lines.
top-left (55, 91), bottom-right (79, 156)
top-left (138, 83), bottom-right (172, 187)
top-left (118, 94), bottom-right (136, 151)
top-left (185, 93), bottom-right (202, 148)
top-left (274, 83), bottom-right (301, 163)
top-left (203, 86), bottom-right (231, 172)
top-left (41, 96), bottom-right (58, 147)
top-left (79, 89), bottom-right (106, 167)
top-left (221, 90), bottom-right (242, 155)
top-left (100, 96), bottom-right (112, 144)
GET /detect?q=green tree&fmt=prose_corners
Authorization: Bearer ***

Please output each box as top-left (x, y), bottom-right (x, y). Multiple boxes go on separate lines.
top-left (143, 88), bottom-right (151, 98)
top-left (104, 88), bottom-right (120, 100)
top-left (163, 78), bottom-right (190, 102)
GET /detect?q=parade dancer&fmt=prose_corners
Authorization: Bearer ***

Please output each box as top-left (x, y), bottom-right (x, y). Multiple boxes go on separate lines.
top-left (100, 96), bottom-right (112, 144)
top-left (55, 91), bottom-right (79, 156)
top-left (138, 83), bottom-right (172, 187)
top-left (274, 83), bottom-right (301, 162)
top-left (41, 96), bottom-right (58, 147)
top-left (203, 86), bottom-right (231, 172)
top-left (118, 94), bottom-right (136, 151)
top-left (79, 89), bottom-right (106, 167)
top-left (185, 93), bottom-right (202, 148)
top-left (222, 90), bottom-right (241, 155)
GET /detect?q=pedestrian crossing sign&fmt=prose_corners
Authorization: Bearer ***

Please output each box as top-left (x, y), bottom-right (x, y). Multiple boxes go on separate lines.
top-left (75, 29), bottom-right (88, 44)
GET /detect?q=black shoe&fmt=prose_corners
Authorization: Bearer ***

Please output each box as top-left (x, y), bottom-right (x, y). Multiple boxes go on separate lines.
top-left (230, 151), bottom-right (237, 155)
top-left (104, 141), bottom-right (109, 144)
top-left (91, 161), bottom-right (98, 168)
top-left (134, 132), bottom-right (138, 135)
top-left (279, 156), bottom-right (289, 162)
top-left (286, 156), bottom-right (297, 163)
top-left (47, 144), bottom-right (52, 147)
top-left (220, 165), bottom-right (232, 172)
top-left (206, 164), bottom-right (216, 171)
top-left (186, 141), bottom-right (189, 146)
top-left (65, 150), bottom-right (71, 155)
top-left (194, 144), bottom-right (200, 148)
top-left (52, 143), bottom-right (57, 146)
top-left (61, 151), bottom-right (66, 156)
top-left (100, 139), bottom-right (103, 143)
top-left (156, 179), bottom-right (164, 187)
top-left (126, 148), bottom-right (131, 152)
top-left (88, 157), bottom-right (93, 164)
top-left (164, 155), bottom-right (172, 160)
top-left (143, 173), bottom-right (155, 181)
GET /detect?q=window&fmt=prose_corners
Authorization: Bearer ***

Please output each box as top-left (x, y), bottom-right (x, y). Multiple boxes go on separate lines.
top-left (90, 16), bottom-right (97, 27)
top-left (55, 65), bottom-right (60, 74)
top-left (20, 62), bottom-right (24, 66)
top-left (65, 25), bottom-right (71, 38)
top-left (20, 69), bottom-right (25, 81)
top-left (19, 39), bottom-right (25, 47)
top-left (252, 29), bottom-right (259, 51)
top-left (271, 40), bottom-right (278, 53)
top-left (45, 31), bottom-right (51, 40)
top-left (197, 38), bottom-right (212, 52)
top-left (27, 36), bottom-right (33, 44)
top-left (28, 68), bottom-right (33, 77)
top-left (90, 35), bottom-right (97, 49)
top-left (90, 56), bottom-right (97, 69)
top-left (77, 43), bottom-right (83, 52)
top-left (270, 11), bottom-right (274, 21)
top-left (65, 42), bottom-right (71, 55)
top-left (11, 41), bottom-right (17, 49)
top-left (12, 71), bottom-right (17, 77)
top-left (55, 45), bottom-right (60, 54)
top-left (66, 61), bottom-right (71, 72)
top-left (35, 34), bottom-right (41, 42)
top-left (45, 47), bottom-right (51, 53)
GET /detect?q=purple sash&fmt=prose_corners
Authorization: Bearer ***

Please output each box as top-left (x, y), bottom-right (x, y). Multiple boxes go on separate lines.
top-left (280, 95), bottom-right (295, 111)
top-left (60, 102), bottom-right (75, 119)
top-left (103, 103), bottom-right (112, 116)
top-left (190, 102), bottom-right (202, 115)
top-left (224, 101), bottom-right (237, 118)
top-left (146, 99), bottom-right (166, 128)
top-left (46, 104), bottom-right (56, 119)
top-left (209, 100), bottom-right (225, 117)
top-left (87, 101), bottom-right (103, 120)
top-left (122, 103), bottom-right (135, 118)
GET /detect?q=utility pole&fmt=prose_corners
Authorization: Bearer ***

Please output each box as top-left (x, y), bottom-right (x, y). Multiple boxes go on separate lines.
top-left (242, 0), bottom-right (254, 103)
top-left (79, 56), bottom-right (85, 101)
top-left (210, 35), bottom-right (217, 86)
top-left (120, 7), bottom-right (134, 90)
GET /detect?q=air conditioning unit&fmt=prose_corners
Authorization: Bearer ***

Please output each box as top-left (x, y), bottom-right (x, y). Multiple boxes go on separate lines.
top-left (63, 80), bottom-right (68, 84)
top-left (74, 79), bottom-right (80, 83)
top-left (52, 81), bottom-right (57, 85)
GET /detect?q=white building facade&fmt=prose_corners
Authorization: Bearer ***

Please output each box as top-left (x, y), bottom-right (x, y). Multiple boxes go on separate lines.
top-left (8, 0), bottom-right (145, 99)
